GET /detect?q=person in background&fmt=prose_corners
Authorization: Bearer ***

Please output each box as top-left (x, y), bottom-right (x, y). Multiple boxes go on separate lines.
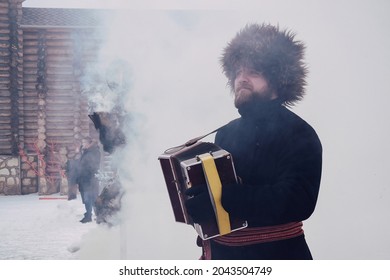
top-left (65, 142), bottom-right (81, 200)
top-left (185, 23), bottom-right (322, 259)
top-left (77, 137), bottom-right (101, 223)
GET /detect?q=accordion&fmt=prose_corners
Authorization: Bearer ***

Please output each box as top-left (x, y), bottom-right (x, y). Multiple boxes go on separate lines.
top-left (158, 141), bottom-right (247, 240)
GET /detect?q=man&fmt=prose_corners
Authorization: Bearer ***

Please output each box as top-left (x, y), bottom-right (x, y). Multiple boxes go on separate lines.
top-left (185, 24), bottom-right (322, 259)
top-left (77, 137), bottom-right (101, 223)
top-left (65, 142), bottom-right (81, 200)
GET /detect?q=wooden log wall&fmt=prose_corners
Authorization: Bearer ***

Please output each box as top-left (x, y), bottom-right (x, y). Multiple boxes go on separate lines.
top-left (0, 2), bottom-right (12, 154)
top-left (0, 2), bottom-right (110, 195)
top-left (0, 0), bottom-right (23, 156)
top-left (0, 0), bottom-right (23, 195)
top-left (21, 27), bottom-right (101, 194)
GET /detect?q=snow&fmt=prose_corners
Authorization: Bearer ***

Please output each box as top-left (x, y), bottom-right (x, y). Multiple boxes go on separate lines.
top-left (0, 194), bottom-right (96, 259)
top-left (0, 192), bottom-right (201, 260)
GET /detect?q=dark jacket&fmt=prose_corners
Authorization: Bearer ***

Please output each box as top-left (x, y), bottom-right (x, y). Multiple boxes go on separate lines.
top-left (77, 144), bottom-right (101, 198)
top-left (65, 158), bottom-right (80, 185)
top-left (212, 99), bottom-right (322, 259)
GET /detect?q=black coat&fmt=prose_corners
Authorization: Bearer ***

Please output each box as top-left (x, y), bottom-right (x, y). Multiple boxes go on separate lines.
top-left (65, 158), bottom-right (80, 185)
top-left (77, 144), bottom-right (101, 201)
top-left (212, 99), bottom-right (322, 259)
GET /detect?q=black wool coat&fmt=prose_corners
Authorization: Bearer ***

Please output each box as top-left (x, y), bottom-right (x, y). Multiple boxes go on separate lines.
top-left (77, 144), bottom-right (101, 202)
top-left (212, 99), bottom-right (322, 259)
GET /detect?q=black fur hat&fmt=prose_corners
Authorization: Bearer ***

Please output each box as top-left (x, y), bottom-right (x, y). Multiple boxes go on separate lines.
top-left (221, 23), bottom-right (307, 106)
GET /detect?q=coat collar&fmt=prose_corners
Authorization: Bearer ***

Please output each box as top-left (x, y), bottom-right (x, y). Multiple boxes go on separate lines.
top-left (238, 98), bottom-right (283, 121)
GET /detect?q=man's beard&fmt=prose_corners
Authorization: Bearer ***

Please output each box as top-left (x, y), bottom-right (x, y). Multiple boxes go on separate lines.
top-left (234, 87), bottom-right (276, 109)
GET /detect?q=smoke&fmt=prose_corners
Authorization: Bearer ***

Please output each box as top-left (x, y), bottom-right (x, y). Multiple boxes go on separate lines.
top-left (75, 10), bottom-right (240, 259)
top-left (72, 1), bottom-right (390, 260)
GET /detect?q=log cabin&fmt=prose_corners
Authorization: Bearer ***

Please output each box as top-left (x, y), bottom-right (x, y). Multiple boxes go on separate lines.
top-left (0, 0), bottom-right (113, 195)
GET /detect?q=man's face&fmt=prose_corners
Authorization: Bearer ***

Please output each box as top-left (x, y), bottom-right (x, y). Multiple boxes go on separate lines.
top-left (233, 67), bottom-right (277, 109)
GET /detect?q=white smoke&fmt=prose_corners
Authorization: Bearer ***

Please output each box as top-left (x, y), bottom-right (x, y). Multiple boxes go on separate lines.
top-left (75, 10), bottom-right (240, 259)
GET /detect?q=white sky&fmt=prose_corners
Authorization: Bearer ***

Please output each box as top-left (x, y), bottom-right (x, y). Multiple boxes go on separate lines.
top-left (16, 0), bottom-right (390, 260)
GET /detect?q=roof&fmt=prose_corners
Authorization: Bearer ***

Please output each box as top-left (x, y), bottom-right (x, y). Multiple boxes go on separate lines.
top-left (21, 8), bottom-right (111, 28)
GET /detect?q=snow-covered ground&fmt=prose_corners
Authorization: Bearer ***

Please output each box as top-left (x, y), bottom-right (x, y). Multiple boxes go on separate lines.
top-left (0, 192), bottom-right (201, 260)
top-left (0, 194), bottom-right (97, 259)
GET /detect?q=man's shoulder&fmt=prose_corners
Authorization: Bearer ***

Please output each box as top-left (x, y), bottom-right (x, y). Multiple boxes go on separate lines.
top-left (281, 107), bottom-right (315, 130)
top-left (281, 107), bottom-right (321, 142)
top-left (215, 117), bottom-right (241, 143)
top-left (89, 145), bottom-right (101, 153)
top-left (218, 117), bottom-right (241, 132)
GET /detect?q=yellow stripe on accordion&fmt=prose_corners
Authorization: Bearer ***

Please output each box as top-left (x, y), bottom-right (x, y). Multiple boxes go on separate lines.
top-left (198, 153), bottom-right (231, 235)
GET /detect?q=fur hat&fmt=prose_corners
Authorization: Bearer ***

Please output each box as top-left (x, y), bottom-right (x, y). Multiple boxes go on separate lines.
top-left (221, 23), bottom-right (307, 106)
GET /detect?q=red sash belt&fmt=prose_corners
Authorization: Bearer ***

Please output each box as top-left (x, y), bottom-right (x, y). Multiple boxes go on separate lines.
top-left (214, 221), bottom-right (304, 246)
top-left (200, 221), bottom-right (304, 260)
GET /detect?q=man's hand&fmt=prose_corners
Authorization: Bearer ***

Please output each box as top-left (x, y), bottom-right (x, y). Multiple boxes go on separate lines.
top-left (221, 183), bottom-right (250, 219)
top-left (184, 184), bottom-right (215, 224)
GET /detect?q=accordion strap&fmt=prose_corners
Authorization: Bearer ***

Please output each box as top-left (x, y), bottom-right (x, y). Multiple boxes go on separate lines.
top-left (184, 125), bottom-right (224, 147)
top-left (164, 124), bottom-right (227, 154)
top-left (198, 153), bottom-right (231, 236)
